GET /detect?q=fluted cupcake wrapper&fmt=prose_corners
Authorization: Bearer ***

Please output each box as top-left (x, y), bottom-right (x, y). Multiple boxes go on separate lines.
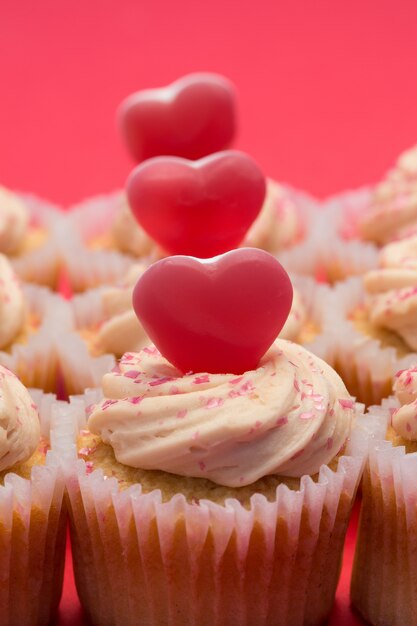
top-left (60, 392), bottom-right (380, 626)
top-left (60, 192), bottom-right (137, 292)
top-left (10, 194), bottom-right (63, 289)
top-left (277, 205), bottom-right (379, 284)
top-left (0, 389), bottom-right (68, 626)
top-left (0, 283), bottom-right (69, 392)
top-left (351, 396), bottom-right (417, 626)
top-left (318, 276), bottom-right (417, 406)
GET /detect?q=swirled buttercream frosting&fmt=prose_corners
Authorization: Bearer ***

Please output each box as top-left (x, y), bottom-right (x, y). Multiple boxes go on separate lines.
top-left (0, 254), bottom-right (26, 349)
top-left (88, 340), bottom-right (354, 487)
top-left (244, 180), bottom-right (301, 251)
top-left (392, 367), bottom-right (417, 441)
top-left (0, 365), bottom-right (40, 471)
top-left (364, 235), bottom-right (417, 350)
top-left (359, 144), bottom-right (417, 244)
top-left (0, 186), bottom-right (28, 254)
top-left (112, 200), bottom-right (156, 257)
top-left (97, 264), bottom-right (149, 357)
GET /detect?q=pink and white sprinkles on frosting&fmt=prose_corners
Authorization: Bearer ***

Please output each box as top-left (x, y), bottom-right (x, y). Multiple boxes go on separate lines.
top-left (0, 186), bottom-right (29, 255)
top-left (363, 235), bottom-right (417, 350)
top-left (392, 366), bottom-right (417, 440)
top-left (87, 340), bottom-right (354, 487)
top-left (0, 364), bottom-right (40, 471)
top-left (0, 254), bottom-right (26, 349)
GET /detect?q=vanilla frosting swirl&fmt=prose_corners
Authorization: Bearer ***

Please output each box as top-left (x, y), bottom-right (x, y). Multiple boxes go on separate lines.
top-left (279, 288), bottom-right (307, 341)
top-left (364, 235), bottom-right (417, 350)
top-left (0, 254), bottom-right (26, 349)
top-left (112, 200), bottom-right (156, 257)
top-left (0, 365), bottom-right (40, 471)
top-left (244, 179), bottom-right (301, 251)
top-left (88, 341), bottom-right (353, 487)
top-left (0, 186), bottom-right (28, 254)
top-left (392, 367), bottom-right (417, 440)
top-left (359, 144), bottom-right (417, 244)
top-left (97, 264), bottom-right (149, 357)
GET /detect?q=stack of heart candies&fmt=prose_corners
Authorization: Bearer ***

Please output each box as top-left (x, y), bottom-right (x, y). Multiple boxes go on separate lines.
top-left (2, 73), bottom-right (417, 626)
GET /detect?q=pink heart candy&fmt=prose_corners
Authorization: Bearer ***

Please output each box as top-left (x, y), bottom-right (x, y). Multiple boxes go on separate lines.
top-left (132, 248), bottom-right (293, 374)
top-left (118, 73), bottom-right (237, 162)
top-left (126, 150), bottom-right (266, 257)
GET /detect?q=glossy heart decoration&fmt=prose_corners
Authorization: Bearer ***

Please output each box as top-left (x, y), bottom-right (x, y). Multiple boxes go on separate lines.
top-left (132, 248), bottom-right (293, 374)
top-left (118, 73), bottom-right (237, 162)
top-left (126, 150), bottom-right (266, 257)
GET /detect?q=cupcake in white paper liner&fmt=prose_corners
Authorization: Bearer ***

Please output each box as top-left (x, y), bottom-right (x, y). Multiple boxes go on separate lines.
top-left (321, 276), bottom-right (417, 406)
top-left (0, 256), bottom-right (69, 392)
top-left (351, 375), bottom-right (417, 626)
top-left (61, 337), bottom-right (381, 626)
top-left (277, 208), bottom-right (379, 284)
top-left (0, 187), bottom-right (63, 289)
top-left (0, 372), bottom-right (69, 626)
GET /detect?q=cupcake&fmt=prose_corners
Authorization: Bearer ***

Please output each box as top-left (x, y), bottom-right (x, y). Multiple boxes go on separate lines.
top-left (0, 366), bottom-right (67, 625)
top-left (0, 185), bottom-right (62, 288)
top-left (64, 249), bottom-right (377, 626)
top-left (351, 366), bottom-right (417, 625)
top-left (323, 234), bottom-right (417, 406)
top-left (0, 253), bottom-right (64, 392)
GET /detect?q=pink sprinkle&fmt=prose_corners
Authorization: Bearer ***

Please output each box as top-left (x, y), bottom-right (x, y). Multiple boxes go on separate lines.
top-left (149, 376), bottom-right (173, 386)
top-left (169, 386), bottom-right (179, 395)
top-left (194, 375), bottom-right (210, 384)
top-left (79, 447), bottom-right (91, 456)
top-left (129, 396), bottom-right (143, 405)
top-left (124, 370), bottom-right (139, 379)
top-left (122, 353), bottom-right (134, 361)
top-left (293, 378), bottom-right (300, 392)
top-left (206, 397), bottom-right (224, 409)
top-left (338, 399), bottom-right (354, 410)
top-left (329, 408), bottom-right (335, 417)
top-left (198, 461), bottom-right (206, 471)
top-left (228, 390), bottom-right (239, 399)
top-left (230, 376), bottom-right (244, 385)
top-left (192, 431), bottom-right (200, 440)
top-left (240, 381), bottom-right (255, 394)
top-left (176, 409), bottom-right (187, 419)
top-left (276, 416), bottom-right (288, 427)
top-left (102, 399), bottom-right (118, 411)
top-left (248, 420), bottom-right (262, 435)
top-left (299, 411), bottom-right (315, 420)
top-left (290, 448), bottom-right (304, 460)
top-left (85, 461), bottom-right (94, 474)
top-left (143, 346), bottom-right (159, 355)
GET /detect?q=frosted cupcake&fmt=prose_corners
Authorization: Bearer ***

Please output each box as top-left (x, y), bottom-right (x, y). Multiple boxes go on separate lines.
top-left (64, 249), bottom-right (377, 626)
top-left (0, 185), bottom-right (62, 288)
top-left (351, 367), bottom-right (417, 625)
top-left (0, 366), bottom-right (67, 625)
top-left (0, 253), bottom-right (64, 391)
top-left (324, 234), bottom-right (417, 405)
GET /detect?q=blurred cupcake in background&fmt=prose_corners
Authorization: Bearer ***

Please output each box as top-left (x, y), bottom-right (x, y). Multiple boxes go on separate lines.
top-left (0, 368), bottom-right (67, 626)
top-left (0, 185), bottom-right (62, 288)
top-left (351, 366), bottom-right (417, 625)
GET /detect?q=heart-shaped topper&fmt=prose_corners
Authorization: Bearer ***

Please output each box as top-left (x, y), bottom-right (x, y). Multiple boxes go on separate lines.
top-left (126, 150), bottom-right (266, 258)
top-left (132, 248), bottom-right (293, 374)
top-left (118, 73), bottom-right (237, 162)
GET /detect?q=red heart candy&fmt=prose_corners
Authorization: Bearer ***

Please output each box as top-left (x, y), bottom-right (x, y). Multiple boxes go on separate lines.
top-left (132, 248), bottom-right (293, 374)
top-left (126, 150), bottom-right (266, 257)
top-left (118, 73), bottom-right (237, 162)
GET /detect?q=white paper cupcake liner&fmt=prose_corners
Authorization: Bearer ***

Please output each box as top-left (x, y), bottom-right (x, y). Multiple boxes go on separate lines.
top-left (9, 193), bottom-right (63, 289)
top-left (59, 192), bottom-right (137, 292)
top-left (277, 212), bottom-right (379, 283)
top-left (317, 276), bottom-right (417, 405)
top-left (0, 388), bottom-right (68, 626)
top-left (0, 283), bottom-right (70, 392)
top-left (351, 395), bottom-right (417, 626)
top-left (60, 391), bottom-right (380, 626)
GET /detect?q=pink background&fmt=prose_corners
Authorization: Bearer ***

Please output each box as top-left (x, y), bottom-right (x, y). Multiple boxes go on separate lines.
top-left (2, 0), bottom-right (417, 623)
